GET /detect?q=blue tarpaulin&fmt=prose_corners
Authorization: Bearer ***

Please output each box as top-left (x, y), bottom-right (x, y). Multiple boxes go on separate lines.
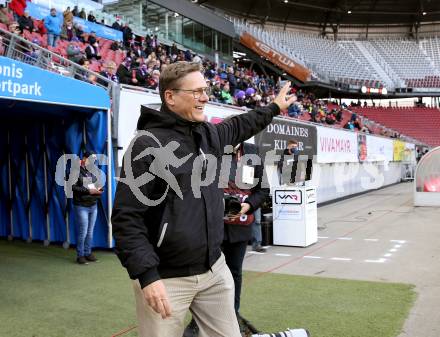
top-left (0, 57), bottom-right (114, 248)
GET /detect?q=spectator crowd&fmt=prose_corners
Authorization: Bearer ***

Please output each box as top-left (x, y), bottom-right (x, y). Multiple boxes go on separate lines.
top-left (0, 2), bottom-right (404, 139)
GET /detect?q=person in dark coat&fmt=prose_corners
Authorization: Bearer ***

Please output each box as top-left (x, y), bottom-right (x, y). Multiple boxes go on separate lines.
top-left (18, 10), bottom-right (34, 33)
top-left (183, 141), bottom-right (269, 336)
top-left (116, 57), bottom-right (138, 85)
top-left (72, 151), bottom-right (103, 264)
top-left (111, 61), bottom-right (296, 337)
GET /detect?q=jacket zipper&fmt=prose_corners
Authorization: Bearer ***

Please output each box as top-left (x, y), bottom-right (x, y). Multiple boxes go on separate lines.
top-left (157, 223), bottom-right (168, 248)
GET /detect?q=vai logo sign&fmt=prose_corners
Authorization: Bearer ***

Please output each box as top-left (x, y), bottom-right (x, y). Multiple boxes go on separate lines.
top-left (255, 41), bottom-right (296, 69)
top-left (275, 190), bottom-right (302, 204)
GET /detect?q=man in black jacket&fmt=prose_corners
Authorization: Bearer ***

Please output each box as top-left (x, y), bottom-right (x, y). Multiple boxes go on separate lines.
top-left (184, 141), bottom-right (269, 336)
top-left (72, 152), bottom-right (103, 264)
top-left (112, 61), bottom-right (296, 337)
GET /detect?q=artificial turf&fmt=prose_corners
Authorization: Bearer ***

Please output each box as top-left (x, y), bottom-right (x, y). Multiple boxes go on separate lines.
top-left (0, 240), bottom-right (416, 337)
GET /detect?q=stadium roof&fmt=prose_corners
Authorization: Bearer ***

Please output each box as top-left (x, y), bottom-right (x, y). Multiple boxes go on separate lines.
top-left (198, 0), bottom-right (440, 27)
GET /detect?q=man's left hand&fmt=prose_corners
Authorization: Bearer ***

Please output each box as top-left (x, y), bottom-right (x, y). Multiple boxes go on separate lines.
top-left (273, 81), bottom-right (297, 111)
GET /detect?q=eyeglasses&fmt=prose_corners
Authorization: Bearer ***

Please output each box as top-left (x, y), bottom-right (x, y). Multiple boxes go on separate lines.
top-left (171, 87), bottom-right (208, 99)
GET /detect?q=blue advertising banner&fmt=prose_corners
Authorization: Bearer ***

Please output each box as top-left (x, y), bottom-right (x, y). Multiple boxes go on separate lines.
top-left (0, 56), bottom-right (110, 109)
top-left (25, 2), bottom-right (123, 41)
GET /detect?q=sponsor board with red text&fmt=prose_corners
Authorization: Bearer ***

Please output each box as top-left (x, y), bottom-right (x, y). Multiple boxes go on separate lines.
top-left (316, 126), bottom-right (358, 163)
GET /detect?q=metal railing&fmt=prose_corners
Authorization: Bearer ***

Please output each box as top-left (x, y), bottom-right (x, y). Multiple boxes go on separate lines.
top-left (0, 27), bottom-right (120, 137)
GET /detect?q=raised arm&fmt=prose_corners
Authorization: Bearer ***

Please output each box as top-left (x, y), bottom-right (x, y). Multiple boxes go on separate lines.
top-left (215, 82), bottom-right (297, 149)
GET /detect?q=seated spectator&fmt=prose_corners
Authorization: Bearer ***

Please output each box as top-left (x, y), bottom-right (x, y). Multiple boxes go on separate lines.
top-left (343, 121), bottom-right (355, 130)
top-left (63, 7), bottom-right (73, 25)
top-left (79, 8), bottom-right (86, 20)
top-left (135, 63), bottom-right (150, 86)
top-left (61, 20), bottom-right (75, 41)
top-left (112, 17), bottom-right (122, 31)
top-left (75, 58), bottom-right (96, 84)
top-left (353, 118), bottom-right (362, 131)
top-left (335, 109), bottom-right (343, 122)
top-left (244, 87), bottom-right (257, 108)
top-left (85, 41), bottom-right (101, 61)
top-left (98, 61), bottom-right (119, 85)
top-left (87, 11), bottom-right (96, 23)
top-left (310, 107), bottom-right (319, 122)
top-left (74, 24), bottom-right (85, 43)
top-left (235, 90), bottom-right (246, 107)
top-left (288, 103), bottom-right (301, 118)
top-left (34, 19), bottom-right (47, 36)
top-left (0, 5), bottom-right (11, 25)
top-left (44, 8), bottom-right (61, 47)
top-left (170, 42), bottom-right (178, 57)
top-left (116, 57), bottom-right (138, 85)
top-left (325, 111), bottom-right (336, 125)
top-left (8, 21), bottom-right (22, 35)
top-left (18, 10), bottom-right (34, 33)
top-left (87, 31), bottom-right (97, 45)
top-left (24, 38), bottom-right (41, 64)
top-left (122, 23), bottom-right (132, 47)
top-left (146, 69), bottom-right (160, 90)
top-left (67, 42), bottom-right (84, 63)
top-left (209, 81), bottom-right (222, 102)
top-left (0, 35), bottom-right (4, 56)
top-left (110, 40), bottom-right (124, 51)
top-left (131, 42), bottom-right (145, 58)
top-left (72, 6), bottom-right (79, 17)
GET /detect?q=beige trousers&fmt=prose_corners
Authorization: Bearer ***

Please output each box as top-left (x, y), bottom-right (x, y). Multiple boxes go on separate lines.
top-left (133, 253), bottom-right (241, 337)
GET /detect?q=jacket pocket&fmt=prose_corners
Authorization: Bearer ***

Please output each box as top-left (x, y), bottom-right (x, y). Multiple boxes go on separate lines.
top-left (157, 222), bottom-right (168, 248)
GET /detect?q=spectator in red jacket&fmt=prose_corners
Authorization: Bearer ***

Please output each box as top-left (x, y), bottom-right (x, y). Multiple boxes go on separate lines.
top-left (35, 19), bottom-right (47, 36)
top-left (8, 0), bottom-right (26, 20)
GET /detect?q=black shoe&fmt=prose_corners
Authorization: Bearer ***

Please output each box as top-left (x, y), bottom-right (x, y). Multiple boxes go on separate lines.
top-left (76, 256), bottom-right (88, 265)
top-left (85, 254), bottom-right (98, 262)
top-left (252, 244), bottom-right (267, 253)
top-left (183, 319), bottom-right (199, 337)
top-left (237, 314), bottom-right (259, 335)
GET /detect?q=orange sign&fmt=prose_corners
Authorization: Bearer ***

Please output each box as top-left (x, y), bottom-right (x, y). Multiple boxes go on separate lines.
top-left (239, 32), bottom-right (311, 82)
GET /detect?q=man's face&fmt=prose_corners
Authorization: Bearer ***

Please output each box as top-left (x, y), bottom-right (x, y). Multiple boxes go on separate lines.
top-left (51, 10), bottom-right (56, 16)
top-left (287, 143), bottom-right (298, 151)
top-left (165, 71), bottom-right (209, 122)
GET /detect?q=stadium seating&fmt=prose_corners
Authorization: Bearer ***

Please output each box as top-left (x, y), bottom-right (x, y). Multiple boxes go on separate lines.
top-left (351, 106), bottom-right (440, 146)
top-left (232, 19), bottom-right (440, 90)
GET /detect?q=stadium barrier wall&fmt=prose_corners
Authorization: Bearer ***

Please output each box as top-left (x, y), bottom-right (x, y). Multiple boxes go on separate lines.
top-left (116, 87), bottom-right (413, 204)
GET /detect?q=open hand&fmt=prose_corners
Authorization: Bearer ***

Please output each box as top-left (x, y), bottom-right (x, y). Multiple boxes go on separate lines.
top-left (273, 81), bottom-right (297, 110)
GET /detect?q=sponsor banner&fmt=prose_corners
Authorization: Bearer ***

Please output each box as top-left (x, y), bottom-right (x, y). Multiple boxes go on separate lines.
top-left (274, 189), bottom-right (302, 204)
top-left (254, 117), bottom-right (317, 157)
top-left (316, 126), bottom-right (358, 163)
top-left (365, 135), bottom-right (394, 162)
top-left (239, 32), bottom-right (311, 82)
top-left (0, 56), bottom-right (109, 109)
top-left (393, 140), bottom-right (405, 161)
